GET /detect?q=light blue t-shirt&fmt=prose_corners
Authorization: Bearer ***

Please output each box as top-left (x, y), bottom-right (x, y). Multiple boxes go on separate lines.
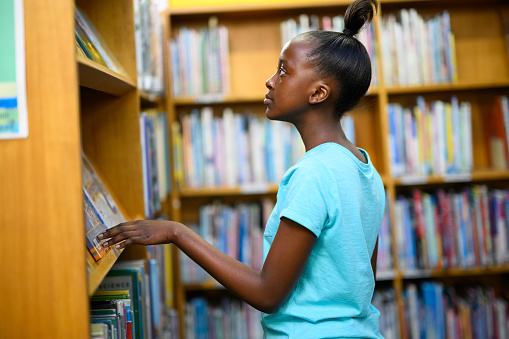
top-left (262, 143), bottom-right (385, 339)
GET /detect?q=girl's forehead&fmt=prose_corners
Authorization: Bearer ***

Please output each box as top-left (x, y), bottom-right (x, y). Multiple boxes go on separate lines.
top-left (280, 40), bottom-right (315, 66)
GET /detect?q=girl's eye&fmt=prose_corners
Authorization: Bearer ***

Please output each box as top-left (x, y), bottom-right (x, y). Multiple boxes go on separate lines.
top-left (279, 66), bottom-right (286, 75)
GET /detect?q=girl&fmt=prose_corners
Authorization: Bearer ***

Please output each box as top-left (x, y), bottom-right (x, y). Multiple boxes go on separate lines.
top-left (99, 0), bottom-right (385, 337)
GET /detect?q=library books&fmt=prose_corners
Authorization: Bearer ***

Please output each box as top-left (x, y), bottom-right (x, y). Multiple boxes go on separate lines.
top-left (372, 288), bottom-right (399, 339)
top-left (74, 7), bottom-right (127, 75)
top-left (184, 296), bottom-right (263, 339)
top-left (393, 186), bottom-right (509, 272)
top-left (381, 9), bottom-right (457, 86)
top-left (179, 199), bottom-right (273, 285)
top-left (173, 107), bottom-right (305, 189)
top-left (377, 192), bottom-right (394, 273)
top-left (82, 152), bottom-right (126, 261)
top-left (139, 111), bottom-right (172, 218)
top-left (280, 15), bottom-right (378, 86)
top-left (169, 17), bottom-right (230, 98)
top-left (388, 96), bottom-right (472, 178)
top-left (134, 0), bottom-right (165, 94)
top-left (90, 290), bottom-right (132, 339)
top-left (403, 282), bottom-right (509, 339)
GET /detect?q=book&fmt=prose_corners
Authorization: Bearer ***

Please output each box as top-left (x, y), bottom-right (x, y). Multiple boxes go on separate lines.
top-left (82, 152), bottom-right (126, 260)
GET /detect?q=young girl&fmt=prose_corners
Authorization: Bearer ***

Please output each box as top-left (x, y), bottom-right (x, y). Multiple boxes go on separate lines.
top-left (99, 0), bottom-right (385, 337)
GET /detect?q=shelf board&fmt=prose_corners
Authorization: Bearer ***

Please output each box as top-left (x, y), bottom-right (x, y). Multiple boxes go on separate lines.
top-left (393, 169), bottom-right (509, 186)
top-left (179, 183), bottom-right (279, 197)
top-left (87, 246), bottom-right (123, 296)
top-left (139, 90), bottom-right (164, 108)
top-left (401, 266), bottom-right (509, 279)
top-left (386, 80), bottom-right (509, 95)
top-left (168, 0), bottom-right (358, 15)
top-left (77, 55), bottom-right (136, 96)
top-left (184, 281), bottom-right (225, 291)
top-left (172, 88), bottom-right (377, 106)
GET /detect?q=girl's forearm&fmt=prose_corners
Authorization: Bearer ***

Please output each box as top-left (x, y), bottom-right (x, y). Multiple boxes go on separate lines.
top-left (172, 224), bottom-right (277, 312)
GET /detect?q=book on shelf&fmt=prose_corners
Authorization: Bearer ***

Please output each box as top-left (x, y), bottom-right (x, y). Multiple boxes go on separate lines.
top-left (372, 288), bottom-right (399, 339)
top-left (381, 9), bottom-right (457, 86)
top-left (377, 192), bottom-right (393, 273)
top-left (139, 110), bottom-right (171, 218)
top-left (179, 199), bottom-right (272, 285)
top-left (185, 296), bottom-right (263, 339)
top-left (388, 96), bottom-right (472, 178)
top-left (134, 0), bottom-right (164, 94)
top-left (91, 290), bottom-right (133, 339)
top-left (403, 282), bottom-right (509, 339)
top-left (169, 17), bottom-right (230, 98)
top-left (74, 6), bottom-right (127, 75)
top-left (394, 185), bottom-right (509, 272)
top-left (82, 152), bottom-right (126, 261)
top-left (173, 106), bottom-right (305, 189)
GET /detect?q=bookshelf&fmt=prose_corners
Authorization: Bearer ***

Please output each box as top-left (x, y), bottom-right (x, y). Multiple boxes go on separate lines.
top-left (0, 0), bottom-right (164, 337)
top-left (164, 0), bottom-right (509, 337)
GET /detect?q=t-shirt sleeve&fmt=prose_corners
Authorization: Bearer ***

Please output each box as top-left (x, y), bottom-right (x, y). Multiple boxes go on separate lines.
top-left (279, 161), bottom-right (335, 237)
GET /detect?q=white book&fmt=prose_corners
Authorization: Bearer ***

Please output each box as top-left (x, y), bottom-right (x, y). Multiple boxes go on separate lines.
top-left (407, 284), bottom-right (421, 339)
top-left (299, 14), bottom-right (310, 34)
top-left (248, 116), bottom-right (266, 184)
top-left (201, 107), bottom-right (215, 187)
top-left (223, 108), bottom-right (238, 186)
top-left (332, 15), bottom-right (344, 33)
top-left (461, 102), bottom-right (473, 173)
top-left (219, 26), bottom-right (231, 95)
top-left (272, 121), bottom-right (286, 181)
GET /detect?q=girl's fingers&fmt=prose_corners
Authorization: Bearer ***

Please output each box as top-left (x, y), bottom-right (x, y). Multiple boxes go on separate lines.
top-left (102, 230), bottom-right (139, 248)
top-left (98, 224), bottom-right (136, 240)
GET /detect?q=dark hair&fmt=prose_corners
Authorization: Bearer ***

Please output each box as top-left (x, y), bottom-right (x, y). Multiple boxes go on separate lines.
top-left (302, 0), bottom-right (378, 119)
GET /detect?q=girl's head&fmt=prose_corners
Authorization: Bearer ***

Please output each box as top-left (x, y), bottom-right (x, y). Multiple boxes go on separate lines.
top-left (265, 0), bottom-right (378, 122)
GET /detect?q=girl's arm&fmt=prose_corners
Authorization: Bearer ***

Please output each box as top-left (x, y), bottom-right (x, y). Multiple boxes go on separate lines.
top-left (98, 217), bottom-right (316, 313)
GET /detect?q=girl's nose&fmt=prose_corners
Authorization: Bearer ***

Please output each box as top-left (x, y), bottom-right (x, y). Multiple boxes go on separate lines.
top-left (266, 72), bottom-right (276, 89)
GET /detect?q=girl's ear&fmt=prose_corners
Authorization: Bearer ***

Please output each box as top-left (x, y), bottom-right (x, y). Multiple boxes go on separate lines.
top-left (309, 82), bottom-right (331, 104)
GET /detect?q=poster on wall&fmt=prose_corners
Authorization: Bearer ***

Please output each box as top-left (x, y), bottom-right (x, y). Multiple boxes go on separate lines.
top-left (0, 0), bottom-right (27, 140)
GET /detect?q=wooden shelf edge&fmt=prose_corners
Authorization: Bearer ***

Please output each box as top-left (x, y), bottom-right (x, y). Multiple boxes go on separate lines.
top-left (392, 170), bottom-right (509, 186)
top-left (139, 89), bottom-right (164, 108)
top-left (386, 80), bottom-right (509, 95)
top-left (77, 55), bottom-right (136, 96)
top-left (401, 266), bottom-right (509, 280)
top-left (87, 247), bottom-right (123, 296)
top-left (168, 0), bottom-right (356, 15)
top-left (178, 183), bottom-right (279, 197)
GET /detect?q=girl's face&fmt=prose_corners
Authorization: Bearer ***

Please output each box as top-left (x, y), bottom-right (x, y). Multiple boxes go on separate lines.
top-left (264, 39), bottom-right (318, 122)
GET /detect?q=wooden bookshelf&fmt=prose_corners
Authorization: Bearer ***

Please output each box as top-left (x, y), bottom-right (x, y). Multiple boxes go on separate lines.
top-left (0, 0), bottom-right (151, 337)
top-left (164, 0), bottom-right (509, 337)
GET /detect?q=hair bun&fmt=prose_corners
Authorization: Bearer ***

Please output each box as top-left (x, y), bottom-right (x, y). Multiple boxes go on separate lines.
top-left (343, 0), bottom-right (378, 37)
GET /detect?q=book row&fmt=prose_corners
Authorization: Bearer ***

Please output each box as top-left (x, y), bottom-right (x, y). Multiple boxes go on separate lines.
top-left (280, 15), bottom-right (378, 86)
top-left (184, 297), bottom-right (263, 339)
top-left (394, 186), bottom-right (509, 271)
top-left (372, 288), bottom-right (399, 339)
top-left (172, 108), bottom-right (305, 189)
top-left (179, 199), bottom-right (274, 284)
top-left (74, 7), bottom-right (126, 75)
top-left (134, 0), bottom-right (165, 94)
top-left (92, 255), bottom-right (178, 339)
top-left (388, 96), bottom-right (472, 178)
top-left (402, 282), bottom-right (509, 339)
top-left (140, 110), bottom-right (172, 218)
top-left (179, 197), bottom-right (393, 285)
top-left (169, 18), bottom-right (230, 98)
top-left (381, 9), bottom-right (457, 86)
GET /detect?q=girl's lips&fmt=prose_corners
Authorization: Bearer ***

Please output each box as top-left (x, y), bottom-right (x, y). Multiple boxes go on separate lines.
top-left (264, 95), bottom-right (273, 105)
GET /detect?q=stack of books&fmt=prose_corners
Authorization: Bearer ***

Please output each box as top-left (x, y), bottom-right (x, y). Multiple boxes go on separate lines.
top-left (169, 17), bottom-right (230, 99)
top-left (172, 107), bottom-right (305, 189)
top-left (403, 283), bottom-right (509, 339)
top-left (381, 9), bottom-right (457, 86)
top-left (179, 199), bottom-right (274, 284)
top-left (134, 0), bottom-right (165, 94)
top-left (393, 186), bottom-right (509, 271)
top-left (388, 96), bottom-right (473, 178)
top-left (74, 7), bottom-right (126, 75)
top-left (139, 110), bottom-right (172, 218)
top-left (184, 297), bottom-right (262, 339)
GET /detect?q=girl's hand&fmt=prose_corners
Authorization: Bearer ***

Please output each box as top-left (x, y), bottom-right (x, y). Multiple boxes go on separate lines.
top-left (97, 219), bottom-right (180, 249)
